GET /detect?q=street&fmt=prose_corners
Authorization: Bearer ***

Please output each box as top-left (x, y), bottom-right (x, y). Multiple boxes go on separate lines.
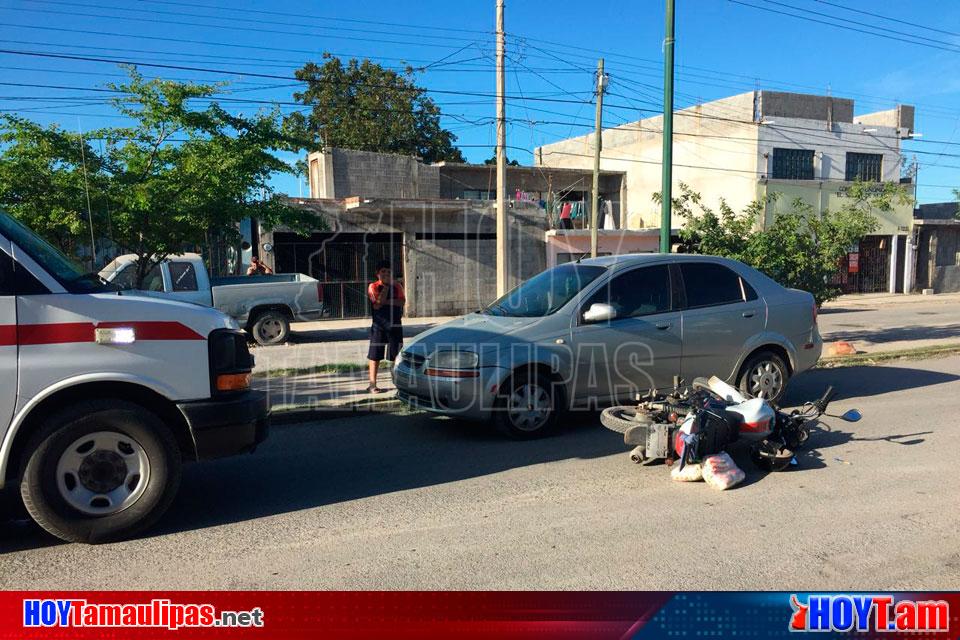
top-left (3, 355), bottom-right (958, 590)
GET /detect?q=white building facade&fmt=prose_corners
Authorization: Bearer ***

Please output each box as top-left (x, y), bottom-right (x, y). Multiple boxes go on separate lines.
top-left (536, 90), bottom-right (917, 293)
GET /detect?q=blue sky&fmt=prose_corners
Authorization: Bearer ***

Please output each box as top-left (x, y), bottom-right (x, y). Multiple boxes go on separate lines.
top-left (1, 0), bottom-right (958, 203)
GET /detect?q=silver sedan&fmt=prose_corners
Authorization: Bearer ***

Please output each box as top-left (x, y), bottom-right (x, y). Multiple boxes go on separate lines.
top-left (394, 254), bottom-right (821, 438)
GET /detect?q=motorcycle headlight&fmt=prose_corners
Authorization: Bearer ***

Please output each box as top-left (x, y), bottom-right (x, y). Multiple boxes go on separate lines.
top-left (429, 350), bottom-right (479, 369)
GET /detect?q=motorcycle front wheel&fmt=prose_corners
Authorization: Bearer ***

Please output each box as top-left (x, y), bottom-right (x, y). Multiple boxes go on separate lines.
top-left (600, 406), bottom-right (654, 434)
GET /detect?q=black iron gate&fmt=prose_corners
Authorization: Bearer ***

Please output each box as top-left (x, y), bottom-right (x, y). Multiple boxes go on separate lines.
top-left (831, 235), bottom-right (890, 294)
top-left (272, 232), bottom-right (403, 319)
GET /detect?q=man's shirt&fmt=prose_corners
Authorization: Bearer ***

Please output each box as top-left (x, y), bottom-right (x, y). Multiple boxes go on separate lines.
top-left (368, 281), bottom-right (405, 329)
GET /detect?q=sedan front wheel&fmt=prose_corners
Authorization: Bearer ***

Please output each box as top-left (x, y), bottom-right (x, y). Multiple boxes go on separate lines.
top-left (493, 371), bottom-right (559, 439)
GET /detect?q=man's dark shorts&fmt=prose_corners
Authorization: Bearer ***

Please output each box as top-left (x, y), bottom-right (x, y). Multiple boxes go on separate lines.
top-left (368, 324), bottom-right (402, 362)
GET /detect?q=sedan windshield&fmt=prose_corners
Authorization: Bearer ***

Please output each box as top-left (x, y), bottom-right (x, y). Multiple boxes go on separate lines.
top-left (484, 263), bottom-right (607, 317)
top-left (0, 210), bottom-right (115, 293)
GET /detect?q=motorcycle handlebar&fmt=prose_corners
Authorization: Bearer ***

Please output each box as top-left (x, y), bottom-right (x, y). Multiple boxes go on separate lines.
top-left (815, 386), bottom-right (836, 413)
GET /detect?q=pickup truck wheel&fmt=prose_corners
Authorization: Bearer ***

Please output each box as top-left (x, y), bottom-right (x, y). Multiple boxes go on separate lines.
top-left (250, 311), bottom-right (290, 346)
top-left (19, 400), bottom-right (181, 544)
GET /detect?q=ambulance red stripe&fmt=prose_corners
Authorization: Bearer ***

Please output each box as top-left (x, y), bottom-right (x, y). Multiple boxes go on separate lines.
top-left (0, 325), bottom-right (15, 346)
top-left (0, 321), bottom-right (204, 346)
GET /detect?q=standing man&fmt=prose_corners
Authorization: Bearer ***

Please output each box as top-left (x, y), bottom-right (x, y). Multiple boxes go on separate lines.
top-left (247, 256), bottom-right (274, 276)
top-left (367, 260), bottom-right (405, 393)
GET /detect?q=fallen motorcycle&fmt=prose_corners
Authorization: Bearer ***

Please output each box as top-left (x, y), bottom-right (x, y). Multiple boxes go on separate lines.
top-left (600, 376), bottom-right (862, 471)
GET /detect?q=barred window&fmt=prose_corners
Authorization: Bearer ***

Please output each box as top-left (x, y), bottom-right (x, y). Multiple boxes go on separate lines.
top-left (845, 152), bottom-right (883, 182)
top-left (771, 148), bottom-right (815, 180)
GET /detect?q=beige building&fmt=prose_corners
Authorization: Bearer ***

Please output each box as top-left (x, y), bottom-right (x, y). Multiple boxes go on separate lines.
top-left (535, 90), bottom-right (918, 293)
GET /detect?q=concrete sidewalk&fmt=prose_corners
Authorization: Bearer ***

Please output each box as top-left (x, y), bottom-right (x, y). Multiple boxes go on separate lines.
top-left (257, 292), bottom-right (960, 416)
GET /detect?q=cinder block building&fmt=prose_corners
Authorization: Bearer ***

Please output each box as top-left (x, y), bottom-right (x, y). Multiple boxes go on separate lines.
top-left (535, 90), bottom-right (918, 293)
top-left (257, 148), bottom-right (627, 318)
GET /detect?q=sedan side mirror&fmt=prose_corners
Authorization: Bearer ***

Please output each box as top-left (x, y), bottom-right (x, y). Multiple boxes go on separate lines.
top-left (583, 303), bottom-right (617, 323)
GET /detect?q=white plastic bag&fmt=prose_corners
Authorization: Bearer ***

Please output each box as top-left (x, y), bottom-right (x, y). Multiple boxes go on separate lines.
top-left (671, 462), bottom-right (703, 482)
top-left (701, 452), bottom-right (745, 491)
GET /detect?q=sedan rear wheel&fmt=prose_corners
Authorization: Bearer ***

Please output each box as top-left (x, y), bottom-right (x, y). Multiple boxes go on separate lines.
top-left (738, 351), bottom-right (789, 403)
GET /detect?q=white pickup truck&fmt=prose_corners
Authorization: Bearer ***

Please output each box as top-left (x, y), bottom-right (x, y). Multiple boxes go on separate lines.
top-left (100, 254), bottom-right (325, 346)
top-left (0, 211), bottom-right (269, 543)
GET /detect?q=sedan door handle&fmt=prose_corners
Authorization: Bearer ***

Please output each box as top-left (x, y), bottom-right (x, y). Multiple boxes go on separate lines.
top-left (742, 311), bottom-right (755, 318)
top-left (655, 323), bottom-right (671, 330)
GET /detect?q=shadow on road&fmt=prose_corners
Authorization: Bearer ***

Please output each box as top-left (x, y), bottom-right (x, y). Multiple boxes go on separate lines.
top-left (817, 307), bottom-right (872, 315)
top-left (151, 411), bottom-right (623, 537)
top-left (283, 321), bottom-right (441, 345)
top-left (822, 323), bottom-right (960, 345)
top-left (782, 363), bottom-right (959, 403)
top-left (5, 363), bottom-right (956, 548)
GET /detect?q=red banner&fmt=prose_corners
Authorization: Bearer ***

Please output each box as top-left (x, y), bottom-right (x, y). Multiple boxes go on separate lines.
top-left (2, 591), bottom-right (958, 639)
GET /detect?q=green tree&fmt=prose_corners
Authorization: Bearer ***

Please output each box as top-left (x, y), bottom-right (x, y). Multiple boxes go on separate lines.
top-left (0, 117), bottom-right (109, 259)
top-left (284, 54), bottom-right (465, 164)
top-left (657, 182), bottom-right (904, 304)
top-left (483, 148), bottom-right (520, 166)
top-left (0, 67), bottom-right (318, 284)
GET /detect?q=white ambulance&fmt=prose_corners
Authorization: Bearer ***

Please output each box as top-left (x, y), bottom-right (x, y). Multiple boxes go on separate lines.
top-left (0, 211), bottom-right (269, 543)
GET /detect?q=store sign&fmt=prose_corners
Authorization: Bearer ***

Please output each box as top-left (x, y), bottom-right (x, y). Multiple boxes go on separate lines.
top-left (848, 252), bottom-right (860, 274)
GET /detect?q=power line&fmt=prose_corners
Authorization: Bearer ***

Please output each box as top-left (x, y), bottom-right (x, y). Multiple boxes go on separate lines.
top-left (0, 50), bottom-right (595, 105)
top-left (13, 0), bottom-right (490, 45)
top-left (1, 20), bottom-right (485, 56)
top-left (133, 0), bottom-right (493, 36)
top-left (811, 0), bottom-right (960, 38)
top-left (729, 0), bottom-right (960, 54)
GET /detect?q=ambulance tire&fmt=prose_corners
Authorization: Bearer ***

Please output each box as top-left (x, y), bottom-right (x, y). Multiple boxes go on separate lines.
top-left (20, 400), bottom-right (181, 544)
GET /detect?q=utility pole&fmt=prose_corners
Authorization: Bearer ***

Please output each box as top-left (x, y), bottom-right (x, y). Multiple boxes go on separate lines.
top-left (495, 0), bottom-right (509, 297)
top-left (590, 58), bottom-right (606, 258)
top-left (659, 0), bottom-right (676, 254)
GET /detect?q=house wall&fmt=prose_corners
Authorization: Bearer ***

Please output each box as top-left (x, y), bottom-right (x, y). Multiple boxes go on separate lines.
top-left (536, 92), bottom-right (763, 228)
top-left (261, 199), bottom-right (548, 317)
top-left (307, 149), bottom-right (440, 199)
top-left (916, 224), bottom-right (960, 293)
top-left (758, 180), bottom-right (915, 236)
top-left (543, 230), bottom-right (660, 268)
top-left (535, 90), bottom-right (912, 235)
top-left (756, 117), bottom-right (902, 183)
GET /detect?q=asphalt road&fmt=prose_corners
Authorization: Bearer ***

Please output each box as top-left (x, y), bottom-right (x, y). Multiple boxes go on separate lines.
top-left (2, 357), bottom-right (959, 590)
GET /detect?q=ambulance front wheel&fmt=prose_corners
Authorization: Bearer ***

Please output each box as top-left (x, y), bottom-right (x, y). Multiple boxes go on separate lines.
top-left (19, 400), bottom-right (182, 543)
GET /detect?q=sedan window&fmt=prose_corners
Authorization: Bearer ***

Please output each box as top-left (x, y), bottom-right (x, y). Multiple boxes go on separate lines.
top-left (680, 263), bottom-right (747, 308)
top-left (485, 263), bottom-right (607, 317)
top-left (583, 265), bottom-right (672, 319)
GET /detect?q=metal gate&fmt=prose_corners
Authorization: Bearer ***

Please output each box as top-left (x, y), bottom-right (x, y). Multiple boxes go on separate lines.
top-left (271, 232), bottom-right (403, 319)
top-left (831, 236), bottom-right (890, 294)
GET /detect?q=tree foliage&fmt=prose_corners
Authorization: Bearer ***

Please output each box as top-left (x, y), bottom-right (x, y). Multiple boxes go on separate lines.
top-left (0, 67), bottom-right (318, 284)
top-left (656, 182), bottom-right (909, 304)
top-left (284, 55), bottom-right (465, 164)
top-left (483, 148), bottom-right (520, 166)
top-left (0, 118), bottom-right (108, 258)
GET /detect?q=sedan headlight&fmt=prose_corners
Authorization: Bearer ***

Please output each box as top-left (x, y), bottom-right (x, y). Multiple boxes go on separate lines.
top-left (429, 350), bottom-right (479, 369)
top-left (425, 350), bottom-right (480, 378)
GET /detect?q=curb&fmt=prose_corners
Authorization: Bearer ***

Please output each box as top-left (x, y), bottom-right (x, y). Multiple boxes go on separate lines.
top-left (817, 342), bottom-right (960, 367)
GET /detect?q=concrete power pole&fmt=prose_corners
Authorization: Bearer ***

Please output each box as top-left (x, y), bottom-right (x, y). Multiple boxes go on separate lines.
top-left (659, 0), bottom-right (676, 254)
top-left (590, 58), bottom-right (606, 258)
top-left (495, 0), bottom-right (509, 297)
